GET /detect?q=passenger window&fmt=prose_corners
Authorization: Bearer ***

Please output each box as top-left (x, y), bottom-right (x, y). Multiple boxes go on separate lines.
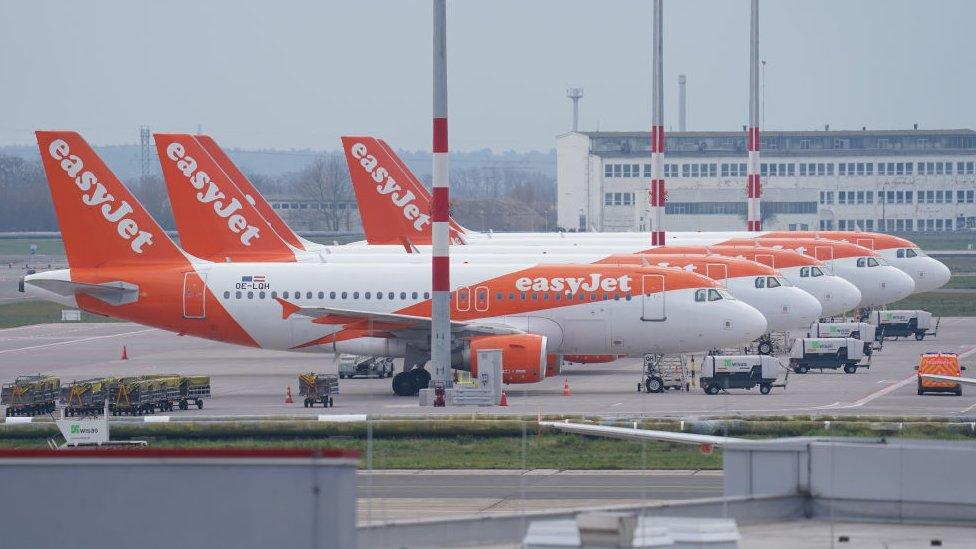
top-left (755, 277), bottom-right (766, 289)
top-left (330, 292), bottom-right (336, 299)
top-left (695, 289), bottom-right (707, 302)
top-left (400, 292), bottom-right (406, 299)
top-left (767, 276), bottom-right (781, 288)
top-left (376, 292), bottom-right (383, 300)
top-left (247, 291), bottom-right (253, 299)
top-left (341, 292), bottom-right (348, 299)
top-left (282, 291), bottom-right (289, 299)
top-left (259, 291), bottom-right (266, 299)
top-left (521, 292), bottom-right (527, 301)
top-left (223, 291), bottom-right (230, 299)
top-left (532, 293), bottom-right (538, 301)
top-left (811, 267), bottom-right (823, 277)
top-left (295, 291), bottom-right (301, 299)
top-left (424, 292), bottom-right (430, 299)
top-left (800, 267), bottom-right (810, 278)
top-left (555, 293), bottom-right (561, 301)
top-left (235, 291), bottom-right (242, 299)
top-left (896, 249), bottom-right (905, 258)
top-left (318, 292), bottom-right (324, 299)
top-left (708, 289), bottom-right (723, 301)
top-left (353, 292), bottom-right (360, 299)
top-left (856, 258), bottom-right (866, 267)
top-left (412, 292), bottom-right (418, 299)
top-left (365, 292), bottom-right (371, 299)
top-left (497, 292), bottom-right (503, 300)
top-left (388, 292), bottom-right (395, 300)
top-left (867, 257), bottom-right (879, 267)
top-left (478, 291), bottom-right (487, 301)
top-left (271, 291), bottom-right (277, 299)
top-left (591, 293), bottom-right (598, 301)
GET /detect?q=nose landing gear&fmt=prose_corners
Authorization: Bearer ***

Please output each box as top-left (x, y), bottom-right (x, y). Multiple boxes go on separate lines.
top-left (392, 367), bottom-right (432, 396)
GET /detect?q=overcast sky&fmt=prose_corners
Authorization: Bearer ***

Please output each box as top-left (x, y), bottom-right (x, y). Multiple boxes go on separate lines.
top-left (1, 0), bottom-right (971, 152)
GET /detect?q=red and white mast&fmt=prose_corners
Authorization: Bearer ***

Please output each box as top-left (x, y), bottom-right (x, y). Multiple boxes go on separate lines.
top-left (746, 0), bottom-right (761, 231)
top-left (649, 0), bottom-right (666, 245)
top-left (430, 0), bottom-right (451, 387)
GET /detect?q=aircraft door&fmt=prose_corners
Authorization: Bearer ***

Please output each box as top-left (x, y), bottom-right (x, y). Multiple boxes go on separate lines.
top-left (705, 263), bottom-right (729, 287)
top-left (474, 285), bottom-right (489, 312)
top-left (641, 274), bottom-right (666, 321)
top-left (182, 271), bottom-right (207, 319)
top-left (456, 287), bottom-right (471, 312)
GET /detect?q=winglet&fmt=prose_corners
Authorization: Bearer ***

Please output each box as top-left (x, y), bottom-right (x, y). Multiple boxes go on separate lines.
top-left (275, 297), bottom-right (301, 320)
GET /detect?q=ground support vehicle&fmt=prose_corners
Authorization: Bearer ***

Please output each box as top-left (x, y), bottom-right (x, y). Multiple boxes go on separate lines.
top-left (699, 355), bottom-right (784, 395)
top-left (808, 322), bottom-right (879, 356)
top-left (639, 354), bottom-right (689, 393)
top-left (1, 375), bottom-right (60, 416)
top-left (108, 377), bottom-right (177, 415)
top-left (61, 378), bottom-right (114, 416)
top-left (870, 310), bottom-right (939, 341)
top-left (789, 338), bottom-right (867, 374)
top-left (916, 352), bottom-right (966, 396)
top-left (338, 355), bottom-right (395, 379)
top-left (299, 373), bottom-right (339, 408)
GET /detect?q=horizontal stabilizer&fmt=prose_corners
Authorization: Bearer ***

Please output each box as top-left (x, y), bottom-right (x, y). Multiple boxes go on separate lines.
top-left (28, 279), bottom-right (139, 306)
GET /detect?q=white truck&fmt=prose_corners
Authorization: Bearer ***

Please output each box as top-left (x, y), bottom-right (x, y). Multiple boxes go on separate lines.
top-left (869, 310), bottom-right (937, 341)
top-left (789, 338), bottom-right (866, 374)
top-left (808, 322), bottom-right (877, 356)
top-left (699, 355), bottom-right (783, 395)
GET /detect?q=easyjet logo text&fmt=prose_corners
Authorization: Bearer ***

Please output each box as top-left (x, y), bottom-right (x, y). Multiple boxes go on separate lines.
top-left (48, 139), bottom-right (154, 253)
top-left (515, 274), bottom-right (632, 293)
top-left (165, 142), bottom-right (260, 246)
top-left (350, 142), bottom-right (430, 231)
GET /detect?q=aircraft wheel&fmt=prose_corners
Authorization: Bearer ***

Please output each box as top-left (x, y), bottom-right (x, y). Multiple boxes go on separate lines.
top-left (647, 376), bottom-right (664, 393)
top-left (392, 372), bottom-right (416, 397)
top-left (411, 368), bottom-right (431, 390)
top-left (757, 340), bottom-right (773, 355)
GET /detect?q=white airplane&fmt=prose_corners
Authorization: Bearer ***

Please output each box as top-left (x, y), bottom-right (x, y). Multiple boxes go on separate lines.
top-left (24, 131), bottom-right (768, 397)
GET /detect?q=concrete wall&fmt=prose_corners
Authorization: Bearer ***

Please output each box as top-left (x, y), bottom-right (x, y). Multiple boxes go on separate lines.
top-left (724, 437), bottom-right (976, 524)
top-left (0, 448), bottom-right (358, 549)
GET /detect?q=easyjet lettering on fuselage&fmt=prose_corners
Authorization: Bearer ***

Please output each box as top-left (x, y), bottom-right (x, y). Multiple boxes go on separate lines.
top-left (515, 274), bottom-right (632, 294)
top-left (47, 139), bottom-right (154, 253)
top-left (164, 142), bottom-right (260, 246)
top-left (350, 142), bottom-right (431, 232)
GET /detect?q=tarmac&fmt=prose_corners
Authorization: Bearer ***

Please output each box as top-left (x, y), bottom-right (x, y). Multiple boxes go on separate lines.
top-left (1, 319), bottom-right (975, 417)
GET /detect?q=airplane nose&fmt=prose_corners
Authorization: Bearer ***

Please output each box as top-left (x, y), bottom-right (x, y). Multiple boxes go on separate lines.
top-left (885, 267), bottom-right (916, 303)
top-left (917, 258), bottom-right (951, 292)
top-left (794, 289), bottom-right (823, 326)
top-left (735, 302), bottom-right (768, 342)
top-left (827, 278), bottom-right (862, 317)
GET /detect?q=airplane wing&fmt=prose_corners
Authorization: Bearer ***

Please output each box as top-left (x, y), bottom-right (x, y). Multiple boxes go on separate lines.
top-left (920, 374), bottom-right (976, 386)
top-left (27, 279), bottom-right (139, 306)
top-left (276, 298), bottom-right (523, 337)
top-left (539, 421), bottom-right (746, 446)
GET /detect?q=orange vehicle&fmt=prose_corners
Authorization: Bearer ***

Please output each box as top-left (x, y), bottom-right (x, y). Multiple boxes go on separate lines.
top-left (916, 353), bottom-right (966, 396)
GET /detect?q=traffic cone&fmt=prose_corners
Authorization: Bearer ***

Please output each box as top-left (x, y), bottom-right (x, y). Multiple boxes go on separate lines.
top-left (499, 392), bottom-right (508, 406)
top-left (285, 386), bottom-right (294, 404)
top-left (120, 346), bottom-right (128, 360)
top-left (562, 378), bottom-right (571, 397)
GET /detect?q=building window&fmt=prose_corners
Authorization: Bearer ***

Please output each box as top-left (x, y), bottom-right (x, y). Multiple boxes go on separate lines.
top-left (682, 164), bottom-right (690, 177)
top-left (604, 193), bottom-right (613, 206)
top-left (643, 164), bottom-right (652, 177)
top-left (866, 191), bottom-right (874, 204)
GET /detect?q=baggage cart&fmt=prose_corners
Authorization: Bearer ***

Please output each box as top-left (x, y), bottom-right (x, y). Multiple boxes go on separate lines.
top-left (2, 375), bottom-right (60, 416)
top-left (178, 375), bottom-right (211, 410)
top-left (108, 377), bottom-right (162, 416)
top-left (62, 377), bottom-right (114, 416)
top-left (299, 373), bottom-right (339, 408)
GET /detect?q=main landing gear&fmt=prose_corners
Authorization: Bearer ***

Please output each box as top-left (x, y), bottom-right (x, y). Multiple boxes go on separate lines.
top-left (392, 368), bottom-right (432, 396)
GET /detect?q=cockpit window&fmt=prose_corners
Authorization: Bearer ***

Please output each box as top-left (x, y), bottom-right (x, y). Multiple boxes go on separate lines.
top-left (909, 248), bottom-right (922, 257)
top-left (755, 277), bottom-right (766, 289)
top-left (856, 257), bottom-right (867, 267)
top-left (811, 266), bottom-right (824, 277)
top-left (896, 249), bottom-right (905, 258)
top-left (694, 289), bottom-right (707, 302)
top-left (766, 276), bottom-right (781, 288)
top-left (800, 267), bottom-right (810, 278)
top-left (717, 288), bottom-right (735, 300)
top-left (708, 289), bottom-right (723, 301)
top-left (867, 257), bottom-right (879, 267)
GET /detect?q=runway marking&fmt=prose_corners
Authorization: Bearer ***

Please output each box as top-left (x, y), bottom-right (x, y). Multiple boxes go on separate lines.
top-left (0, 328), bottom-right (156, 355)
top-left (611, 402), bottom-right (623, 407)
top-left (840, 375), bottom-right (917, 409)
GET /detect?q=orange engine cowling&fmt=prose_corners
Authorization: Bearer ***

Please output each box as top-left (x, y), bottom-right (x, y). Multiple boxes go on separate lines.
top-left (564, 354), bottom-right (619, 364)
top-left (464, 334), bottom-right (548, 384)
top-left (545, 354), bottom-right (563, 377)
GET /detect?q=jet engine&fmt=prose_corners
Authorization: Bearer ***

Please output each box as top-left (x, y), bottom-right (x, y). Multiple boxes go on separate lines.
top-left (454, 334), bottom-right (547, 384)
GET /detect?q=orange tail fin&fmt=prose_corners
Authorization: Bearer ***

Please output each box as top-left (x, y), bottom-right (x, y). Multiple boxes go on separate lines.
top-left (154, 134), bottom-right (296, 263)
top-left (35, 131), bottom-right (185, 268)
top-left (195, 135), bottom-right (307, 251)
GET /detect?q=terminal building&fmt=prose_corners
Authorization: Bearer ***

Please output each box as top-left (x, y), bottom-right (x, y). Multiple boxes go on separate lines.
top-left (557, 129), bottom-right (976, 233)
